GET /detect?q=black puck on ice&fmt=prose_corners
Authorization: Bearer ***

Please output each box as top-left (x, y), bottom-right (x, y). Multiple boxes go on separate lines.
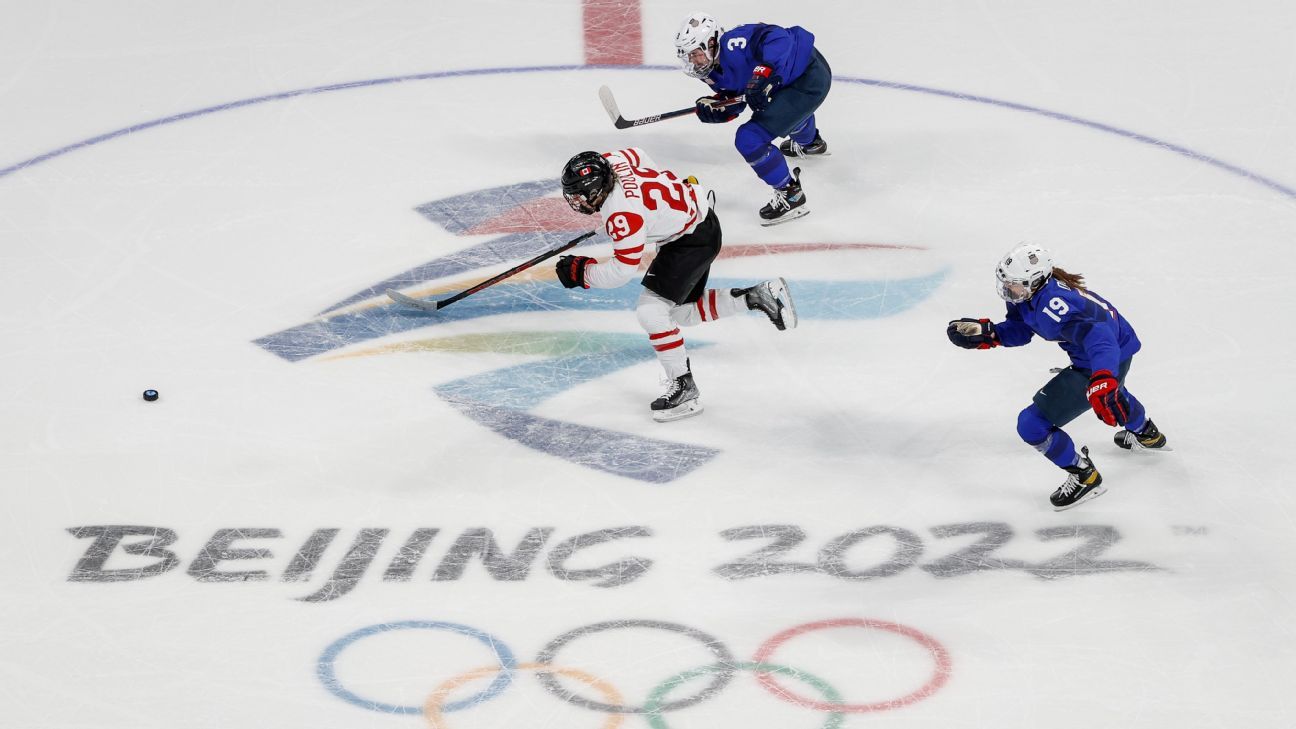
top-left (143, 389), bottom-right (159, 402)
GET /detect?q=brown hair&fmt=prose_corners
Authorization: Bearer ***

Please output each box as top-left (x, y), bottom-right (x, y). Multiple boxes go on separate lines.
top-left (1051, 267), bottom-right (1086, 291)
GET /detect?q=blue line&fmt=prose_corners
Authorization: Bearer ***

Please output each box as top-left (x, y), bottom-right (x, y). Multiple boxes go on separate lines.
top-left (3, 64), bottom-right (1293, 201)
top-left (840, 78), bottom-right (1296, 200)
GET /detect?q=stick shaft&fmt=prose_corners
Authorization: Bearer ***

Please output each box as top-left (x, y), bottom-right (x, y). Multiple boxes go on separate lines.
top-left (391, 230), bottom-right (596, 311)
top-left (599, 85), bottom-right (744, 129)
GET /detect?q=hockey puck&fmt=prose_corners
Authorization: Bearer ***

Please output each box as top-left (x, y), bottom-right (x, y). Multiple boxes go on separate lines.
top-left (143, 389), bottom-right (159, 402)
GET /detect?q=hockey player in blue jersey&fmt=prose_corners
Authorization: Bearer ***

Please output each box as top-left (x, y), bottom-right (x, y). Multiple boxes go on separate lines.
top-left (673, 12), bottom-right (831, 226)
top-left (946, 244), bottom-right (1168, 510)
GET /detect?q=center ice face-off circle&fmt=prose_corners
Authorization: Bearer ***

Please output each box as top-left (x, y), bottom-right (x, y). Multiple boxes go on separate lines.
top-left (319, 618), bottom-right (951, 717)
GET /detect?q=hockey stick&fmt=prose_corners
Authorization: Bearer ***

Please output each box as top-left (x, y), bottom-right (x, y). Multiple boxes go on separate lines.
top-left (386, 230), bottom-right (597, 312)
top-left (598, 85), bottom-right (745, 129)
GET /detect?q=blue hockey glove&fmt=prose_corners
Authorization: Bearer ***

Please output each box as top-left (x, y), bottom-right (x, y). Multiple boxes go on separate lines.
top-left (745, 65), bottom-right (781, 112)
top-left (556, 255), bottom-right (594, 289)
top-left (946, 318), bottom-right (999, 349)
top-left (695, 94), bottom-right (744, 124)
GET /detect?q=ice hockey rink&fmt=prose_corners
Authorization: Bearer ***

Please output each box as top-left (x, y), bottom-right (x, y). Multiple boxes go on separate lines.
top-left (3, 1), bottom-right (1295, 726)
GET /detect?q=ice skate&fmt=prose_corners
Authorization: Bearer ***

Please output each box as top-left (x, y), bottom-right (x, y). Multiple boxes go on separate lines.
top-left (1050, 446), bottom-right (1106, 511)
top-left (779, 132), bottom-right (830, 158)
top-left (733, 277), bottom-right (798, 331)
top-left (651, 364), bottom-right (703, 422)
top-left (1114, 418), bottom-right (1170, 451)
top-left (758, 167), bottom-right (809, 226)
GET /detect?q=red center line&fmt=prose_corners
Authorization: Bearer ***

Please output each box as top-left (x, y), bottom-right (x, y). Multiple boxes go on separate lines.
top-left (583, 0), bottom-right (643, 65)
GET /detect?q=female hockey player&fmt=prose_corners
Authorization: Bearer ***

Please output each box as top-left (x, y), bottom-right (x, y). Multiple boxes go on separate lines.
top-left (556, 148), bottom-right (796, 422)
top-left (673, 12), bottom-right (831, 226)
top-left (946, 244), bottom-right (1168, 510)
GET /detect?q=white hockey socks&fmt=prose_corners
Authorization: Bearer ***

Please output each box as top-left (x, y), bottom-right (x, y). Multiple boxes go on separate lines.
top-left (636, 289), bottom-right (690, 378)
top-left (670, 288), bottom-right (744, 327)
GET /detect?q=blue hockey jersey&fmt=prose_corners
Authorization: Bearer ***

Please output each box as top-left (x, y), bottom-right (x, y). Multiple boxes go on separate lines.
top-left (705, 23), bottom-right (817, 94)
top-left (994, 278), bottom-right (1142, 374)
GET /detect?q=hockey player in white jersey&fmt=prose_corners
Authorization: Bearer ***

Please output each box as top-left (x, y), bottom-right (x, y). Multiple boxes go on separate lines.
top-left (556, 148), bottom-right (797, 422)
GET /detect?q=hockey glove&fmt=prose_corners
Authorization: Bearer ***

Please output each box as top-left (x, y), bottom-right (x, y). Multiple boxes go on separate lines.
top-left (695, 94), bottom-right (744, 124)
top-left (946, 318), bottom-right (1000, 349)
top-left (555, 255), bottom-right (594, 289)
top-left (745, 65), bottom-right (781, 112)
top-left (1085, 370), bottom-right (1130, 426)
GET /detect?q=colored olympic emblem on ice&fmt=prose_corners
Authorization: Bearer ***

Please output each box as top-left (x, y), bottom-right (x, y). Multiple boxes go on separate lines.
top-left (317, 617), bottom-right (952, 725)
top-left (257, 179), bottom-right (946, 484)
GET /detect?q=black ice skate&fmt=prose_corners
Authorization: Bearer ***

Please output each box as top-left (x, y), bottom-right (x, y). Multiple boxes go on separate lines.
top-left (651, 363), bottom-right (703, 422)
top-left (733, 277), bottom-right (798, 331)
top-left (1114, 419), bottom-right (1169, 450)
top-left (1050, 446), bottom-right (1106, 511)
top-left (779, 132), bottom-right (830, 158)
top-left (758, 167), bottom-right (809, 226)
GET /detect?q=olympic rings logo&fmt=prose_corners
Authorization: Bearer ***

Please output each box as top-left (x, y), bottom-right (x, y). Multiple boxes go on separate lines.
top-left (317, 617), bottom-right (952, 726)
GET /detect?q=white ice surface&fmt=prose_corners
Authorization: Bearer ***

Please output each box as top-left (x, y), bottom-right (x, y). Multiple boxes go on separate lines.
top-left (2, 2), bottom-right (1295, 728)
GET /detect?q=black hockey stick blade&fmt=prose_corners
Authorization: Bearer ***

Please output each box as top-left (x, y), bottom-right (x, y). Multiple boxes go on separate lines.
top-left (385, 230), bottom-right (597, 312)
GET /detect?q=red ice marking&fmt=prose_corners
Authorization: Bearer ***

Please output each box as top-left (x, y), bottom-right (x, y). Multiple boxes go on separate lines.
top-left (583, 0), bottom-right (643, 66)
top-left (462, 197), bottom-right (589, 235)
top-left (752, 617), bottom-right (951, 712)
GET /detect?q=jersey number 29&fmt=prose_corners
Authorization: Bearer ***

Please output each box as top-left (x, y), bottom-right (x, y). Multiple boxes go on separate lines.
top-left (642, 181), bottom-right (690, 213)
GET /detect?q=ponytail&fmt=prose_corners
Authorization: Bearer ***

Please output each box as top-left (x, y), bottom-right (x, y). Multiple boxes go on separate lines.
top-left (1051, 267), bottom-right (1086, 291)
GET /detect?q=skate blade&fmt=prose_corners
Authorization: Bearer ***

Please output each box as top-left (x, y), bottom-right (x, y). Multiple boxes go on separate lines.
top-left (1115, 438), bottom-right (1174, 453)
top-left (772, 276), bottom-right (798, 330)
top-left (652, 399), bottom-right (703, 423)
top-left (759, 207), bottom-right (810, 227)
top-left (1052, 485), bottom-right (1107, 512)
top-left (1123, 444), bottom-right (1175, 453)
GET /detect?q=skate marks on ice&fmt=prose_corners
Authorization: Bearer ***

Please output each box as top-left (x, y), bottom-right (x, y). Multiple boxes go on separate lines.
top-left (253, 179), bottom-right (946, 482)
top-left (432, 332), bottom-right (720, 483)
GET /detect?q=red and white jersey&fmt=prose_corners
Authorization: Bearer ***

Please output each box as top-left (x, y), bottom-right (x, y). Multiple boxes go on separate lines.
top-left (583, 147), bottom-right (712, 289)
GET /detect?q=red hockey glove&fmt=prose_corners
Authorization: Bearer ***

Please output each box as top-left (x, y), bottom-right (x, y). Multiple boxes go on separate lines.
top-left (555, 255), bottom-right (594, 289)
top-left (745, 65), bottom-right (781, 112)
top-left (1085, 370), bottom-right (1130, 426)
top-left (946, 318), bottom-right (1000, 349)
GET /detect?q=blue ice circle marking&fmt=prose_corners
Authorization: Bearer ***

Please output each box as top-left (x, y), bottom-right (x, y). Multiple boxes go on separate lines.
top-left (316, 620), bottom-right (517, 715)
top-left (2, 65), bottom-right (1293, 201)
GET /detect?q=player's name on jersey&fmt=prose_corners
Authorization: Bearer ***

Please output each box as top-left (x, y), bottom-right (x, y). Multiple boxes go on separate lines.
top-left (64, 523), bottom-right (1167, 602)
top-left (608, 156), bottom-right (642, 199)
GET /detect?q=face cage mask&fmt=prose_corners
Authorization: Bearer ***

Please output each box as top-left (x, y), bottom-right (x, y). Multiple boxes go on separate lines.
top-left (679, 41), bottom-right (717, 79)
top-left (564, 190), bottom-right (598, 215)
top-left (997, 277), bottom-right (1033, 303)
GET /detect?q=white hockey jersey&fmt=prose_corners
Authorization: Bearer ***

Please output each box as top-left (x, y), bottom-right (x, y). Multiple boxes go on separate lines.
top-left (582, 147), bottom-right (713, 290)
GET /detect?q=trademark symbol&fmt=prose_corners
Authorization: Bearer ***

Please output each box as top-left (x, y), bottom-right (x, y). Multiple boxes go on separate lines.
top-left (1171, 525), bottom-right (1208, 536)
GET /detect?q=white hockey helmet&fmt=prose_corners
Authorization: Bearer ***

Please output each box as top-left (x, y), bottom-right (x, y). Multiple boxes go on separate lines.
top-left (674, 12), bottom-right (724, 79)
top-left (995, 243), bottom-right (1055, 303)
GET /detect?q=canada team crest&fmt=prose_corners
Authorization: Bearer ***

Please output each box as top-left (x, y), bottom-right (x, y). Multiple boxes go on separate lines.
top-left (255, 180), bottom-right (945, 483)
